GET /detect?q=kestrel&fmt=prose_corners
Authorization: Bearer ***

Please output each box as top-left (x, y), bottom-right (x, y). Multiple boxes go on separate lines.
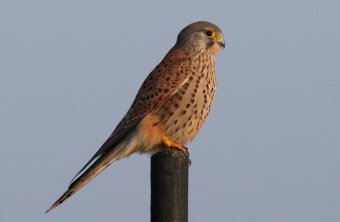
top-left (46, 21), bottom-right (225, 213)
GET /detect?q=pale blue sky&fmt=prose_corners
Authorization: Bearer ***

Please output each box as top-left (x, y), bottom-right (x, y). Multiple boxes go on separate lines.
top-left (1, 0), bottom-right (339, 221)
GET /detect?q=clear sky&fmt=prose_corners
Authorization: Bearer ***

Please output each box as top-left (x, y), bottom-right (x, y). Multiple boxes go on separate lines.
top-left (1, 0), bottom-right (339, 221)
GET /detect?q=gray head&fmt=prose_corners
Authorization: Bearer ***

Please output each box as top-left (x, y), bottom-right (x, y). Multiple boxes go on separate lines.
top-left (174, 21), bottom-right (225, 55)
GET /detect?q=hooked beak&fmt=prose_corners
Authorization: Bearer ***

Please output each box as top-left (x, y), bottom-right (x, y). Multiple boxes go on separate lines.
top-left (217, 37), bottom-right (225, 49)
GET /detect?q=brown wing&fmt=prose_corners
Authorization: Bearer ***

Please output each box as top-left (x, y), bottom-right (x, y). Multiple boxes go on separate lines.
top-left (69, 48), bottom-right (192, 183)
top-left (116, 48), bottom-right (192, 131)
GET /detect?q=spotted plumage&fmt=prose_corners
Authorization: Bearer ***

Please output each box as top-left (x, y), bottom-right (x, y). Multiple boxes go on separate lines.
top-left (46, 21), bottom-right (225, 213)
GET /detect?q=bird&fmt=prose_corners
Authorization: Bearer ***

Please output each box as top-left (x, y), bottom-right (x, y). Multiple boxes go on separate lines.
top-left (46, 21), bottom-right (225, 213)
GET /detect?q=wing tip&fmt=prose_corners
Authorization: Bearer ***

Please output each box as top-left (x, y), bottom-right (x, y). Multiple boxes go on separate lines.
top-left (45, 189), bottom-right (75, 213)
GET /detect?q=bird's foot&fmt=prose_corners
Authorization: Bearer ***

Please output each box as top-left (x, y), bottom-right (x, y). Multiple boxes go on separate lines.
top-left (162, 136), bottom-right (189, 155)
top-left (162, 136), bottom-right (191, 165)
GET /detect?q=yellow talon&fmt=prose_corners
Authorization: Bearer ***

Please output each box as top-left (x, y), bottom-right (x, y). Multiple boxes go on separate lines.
top-left (162, 136), bottom-right (189, 156)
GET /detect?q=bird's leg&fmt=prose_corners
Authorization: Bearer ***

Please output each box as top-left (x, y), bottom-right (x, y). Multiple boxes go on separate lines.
top-left (162, 136), bottom-right (191, 164)
top-left (162, 136), bottom-right (189, 155)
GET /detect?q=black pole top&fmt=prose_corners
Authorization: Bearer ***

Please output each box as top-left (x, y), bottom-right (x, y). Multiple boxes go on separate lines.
top-left (151, 150), bottom-right (189, 222)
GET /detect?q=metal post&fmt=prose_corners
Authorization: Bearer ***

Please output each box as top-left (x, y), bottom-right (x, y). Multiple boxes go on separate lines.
top-left (150, 150), bottom-right (189, 222)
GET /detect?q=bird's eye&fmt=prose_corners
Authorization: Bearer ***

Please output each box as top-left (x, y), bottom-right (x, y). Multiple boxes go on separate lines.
top-left (206, 30), bottom-right (213, 36)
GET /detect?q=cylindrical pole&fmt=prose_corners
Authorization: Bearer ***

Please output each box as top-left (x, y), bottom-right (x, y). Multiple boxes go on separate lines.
top-left (150, 150), bottom-right (189, 222)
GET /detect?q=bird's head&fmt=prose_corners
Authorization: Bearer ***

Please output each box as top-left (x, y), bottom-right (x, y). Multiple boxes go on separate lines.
top-left (175, 21), bottom-right (225, 55)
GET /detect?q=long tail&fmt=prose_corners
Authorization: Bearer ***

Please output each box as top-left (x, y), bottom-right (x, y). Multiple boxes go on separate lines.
top-left (45, 131), bottom-right (138, 213)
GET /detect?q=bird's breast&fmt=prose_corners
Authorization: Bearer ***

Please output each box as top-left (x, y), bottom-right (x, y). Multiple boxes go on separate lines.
top-left (156, 54), bottom-right (217, 145)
